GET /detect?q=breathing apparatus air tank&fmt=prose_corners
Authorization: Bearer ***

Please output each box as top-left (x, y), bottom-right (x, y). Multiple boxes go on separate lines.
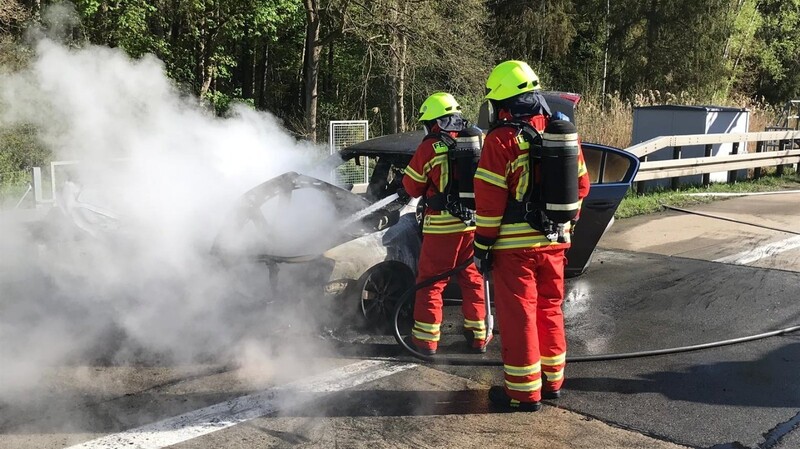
top-left (540, 119), bottom-right (580, 224)
top-left (451, 125), bottom-right (483, 211)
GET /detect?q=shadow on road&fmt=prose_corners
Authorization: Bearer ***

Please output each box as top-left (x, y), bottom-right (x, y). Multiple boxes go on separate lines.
top-left (567, 338), bottom-right (800, 408)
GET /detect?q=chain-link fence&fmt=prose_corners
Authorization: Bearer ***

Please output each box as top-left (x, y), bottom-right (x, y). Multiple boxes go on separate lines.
top-left (329, 120), bottom-right (369, 185)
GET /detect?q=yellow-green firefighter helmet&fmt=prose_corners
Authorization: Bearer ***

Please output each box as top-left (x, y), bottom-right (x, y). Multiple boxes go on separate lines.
top-left (484, 60), bottom-right (541, 101)
top-left (418, 92), bottom-right (462, 121)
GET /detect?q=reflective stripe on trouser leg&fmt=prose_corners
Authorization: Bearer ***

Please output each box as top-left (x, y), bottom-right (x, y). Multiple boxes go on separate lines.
top-left (493, 248), bottom-right (542, 402)
top-left (456, 232), bottom-right (487, 341)
top-left (463, 319), bottom-right (486, 340)
top-left (412, 320), bottom-right (441, 343)
top-left (413, 233), bottom-right (466, 351)
top-left (534, 247), bottom-right (567, 391)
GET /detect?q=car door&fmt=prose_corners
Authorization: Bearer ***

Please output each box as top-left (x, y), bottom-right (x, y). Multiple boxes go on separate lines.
top-left (566, 143), bottom-right (640, 277)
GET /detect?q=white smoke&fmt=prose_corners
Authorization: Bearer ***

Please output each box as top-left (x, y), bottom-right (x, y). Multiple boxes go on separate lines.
top-left (0, 37), bottom-right (338, 403)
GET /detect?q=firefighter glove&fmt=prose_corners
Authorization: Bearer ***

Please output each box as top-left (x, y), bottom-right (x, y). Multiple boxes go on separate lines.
top-left (473, 235), bottom-right (495, 274)
top-left (473, 249), bottom-right (492, 274)
top-left (396, 187), bottom-right (412, 203)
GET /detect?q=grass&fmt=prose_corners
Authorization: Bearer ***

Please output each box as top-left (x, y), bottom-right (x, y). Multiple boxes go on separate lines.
top-left (615, 171), bottom-right (800, 219)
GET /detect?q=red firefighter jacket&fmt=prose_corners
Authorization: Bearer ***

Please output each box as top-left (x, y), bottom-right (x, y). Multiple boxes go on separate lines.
top-left (473, 113), bottom-right (590, 251)
top-left (402, 129), bottom-right (475, 235)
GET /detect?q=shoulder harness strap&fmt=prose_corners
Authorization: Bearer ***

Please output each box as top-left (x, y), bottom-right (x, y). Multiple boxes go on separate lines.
top-left (423, 131), bottom-right (475, 225)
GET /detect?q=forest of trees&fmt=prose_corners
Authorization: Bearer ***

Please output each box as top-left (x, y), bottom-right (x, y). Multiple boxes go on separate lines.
top-left (1, 0), bottom-right (799, 144)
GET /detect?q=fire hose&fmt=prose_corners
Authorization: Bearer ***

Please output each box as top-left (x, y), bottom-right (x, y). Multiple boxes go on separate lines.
top-left (391, 257), bottom-right (800, 366)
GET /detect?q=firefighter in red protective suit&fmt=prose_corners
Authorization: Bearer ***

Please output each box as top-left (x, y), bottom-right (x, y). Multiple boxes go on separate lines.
top-left (400, 92), bottom-right (490, 356)
top-left (473, 61), bottom-right (590, 411)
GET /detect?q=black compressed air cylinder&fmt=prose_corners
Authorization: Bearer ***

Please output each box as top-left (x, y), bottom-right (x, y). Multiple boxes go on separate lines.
top-left (541, 119), bottom-right (580, 223)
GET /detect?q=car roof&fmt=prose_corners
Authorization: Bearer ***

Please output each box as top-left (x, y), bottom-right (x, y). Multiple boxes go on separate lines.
top-left (340, 91), bottom-right (581, 159)
top-left (340, 130), bottom-right (424, 159)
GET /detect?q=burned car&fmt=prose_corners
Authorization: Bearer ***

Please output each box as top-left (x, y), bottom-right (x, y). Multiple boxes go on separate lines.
top-left (211, 92), bottom-right (641, 330)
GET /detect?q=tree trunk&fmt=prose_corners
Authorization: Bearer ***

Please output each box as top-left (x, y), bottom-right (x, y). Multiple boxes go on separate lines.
top-left (256, 41), bottom-right (270, 110)
top-left (325, 42), bottom-right (334, 95)
top-left (197, 14), bottom-right (214, 97)
top-left (388, 3), bottom-right (399, 134)
top-left (199, 44), bottom-right (214, 97)
top-left (397, 28), bottom-right (407, 132)
top-left (644, 0), bottom-right (659, 84)
top-left (389, 66), bottom-right (398, 134)
top-left (241, 32), bottom-right (254, 100)
top-left (601, 0), bottom-right (610, 107)
top-left (303, 0), bottom-right (321, 142)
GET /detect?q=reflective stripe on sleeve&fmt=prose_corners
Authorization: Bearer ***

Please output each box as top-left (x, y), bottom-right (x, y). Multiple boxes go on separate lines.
top-left (475, 167), bottom-right (507, 189)
top-left (474, 240), bottom-right (491, 250)
top-left (475, 214), bottom-right (502, 228)
top-left (404, 165), bottom-right (426, 183)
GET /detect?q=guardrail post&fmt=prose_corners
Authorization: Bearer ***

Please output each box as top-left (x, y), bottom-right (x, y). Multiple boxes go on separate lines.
top-left (32, 167), bottom-right (43, 205)
top-left (701, 144), bottom-right (713, 187)
top-left (636, 156), bottom-right (647, 194)
top-left (777, 139), bottom-right (787, 176)
top-left (671, 146), bottom-right (682, 190)
top-left (754, 141), bottom-right (764, 179)
top-left (794, 134), bottom-right (800, 173)
top-left (727, 142), bottom-right (740, 183)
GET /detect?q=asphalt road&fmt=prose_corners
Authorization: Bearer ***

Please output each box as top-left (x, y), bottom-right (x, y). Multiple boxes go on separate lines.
top-left (3, 192), bottom-right (800, 449)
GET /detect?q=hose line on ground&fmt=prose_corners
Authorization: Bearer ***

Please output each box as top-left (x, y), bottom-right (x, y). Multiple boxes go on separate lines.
top-left (662, 204), bottom-right (800, 236)
top-left (391, 257), bottom-right (800, 366)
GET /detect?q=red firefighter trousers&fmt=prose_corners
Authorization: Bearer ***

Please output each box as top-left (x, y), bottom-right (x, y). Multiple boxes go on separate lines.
top-left (493, 246), bottom-right (567, 403)
top-left (411, 232), bottom-right (486, 351)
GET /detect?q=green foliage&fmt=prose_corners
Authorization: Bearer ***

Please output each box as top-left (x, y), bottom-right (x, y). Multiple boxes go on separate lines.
top-left (1, 0), bottom-right (800, 148)
top-left (747, 0), bottom-right (800, 102)
top-left (0, 126), bottom-right (50, 171)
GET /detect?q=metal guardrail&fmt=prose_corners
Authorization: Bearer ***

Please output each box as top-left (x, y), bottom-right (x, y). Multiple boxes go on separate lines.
top-left (629, 130), bottom-right (800, 188)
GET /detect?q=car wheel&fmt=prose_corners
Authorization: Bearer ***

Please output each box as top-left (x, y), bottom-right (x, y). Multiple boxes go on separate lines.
top-left (357, 261), bottom-right (415, 333)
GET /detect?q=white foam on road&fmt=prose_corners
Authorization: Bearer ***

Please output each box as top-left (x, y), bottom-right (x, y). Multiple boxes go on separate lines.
top-left (65, 360), bottom-right (416, 449)
top-left (714, 235), bottom-right (800, 265)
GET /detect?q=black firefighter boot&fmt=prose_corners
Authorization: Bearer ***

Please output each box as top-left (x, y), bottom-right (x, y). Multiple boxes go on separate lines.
top-left (488, 386), bottom-right (542, 412)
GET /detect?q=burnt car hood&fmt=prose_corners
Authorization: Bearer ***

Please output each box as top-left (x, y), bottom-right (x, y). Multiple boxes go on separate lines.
top-left (211, 171), bottom-right (403, 263)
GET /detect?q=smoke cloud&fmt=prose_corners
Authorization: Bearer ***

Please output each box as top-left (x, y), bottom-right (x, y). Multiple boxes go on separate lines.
top-left (0, 34), bottom-right (340, 405)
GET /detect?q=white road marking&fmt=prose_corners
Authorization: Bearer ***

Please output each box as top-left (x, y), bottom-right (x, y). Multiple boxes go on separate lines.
top-left (714, 235), bottom-right (800, 265)
top-left (65, 360), bottom-right (416, 449)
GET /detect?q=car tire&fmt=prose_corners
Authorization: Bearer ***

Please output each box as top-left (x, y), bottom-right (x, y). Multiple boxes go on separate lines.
top-left (355, 261), bottom-right (415, 333)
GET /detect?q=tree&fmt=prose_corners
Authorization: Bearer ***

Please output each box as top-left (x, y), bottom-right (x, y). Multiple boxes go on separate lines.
top-left (747, 0), bottom-right (800, 103)
top-left (0, 0), bottom-right (29, 35)
top-left (301, 0), bottom-right (348, 141)
top-left (346, 0), bottom-right (490, 133)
